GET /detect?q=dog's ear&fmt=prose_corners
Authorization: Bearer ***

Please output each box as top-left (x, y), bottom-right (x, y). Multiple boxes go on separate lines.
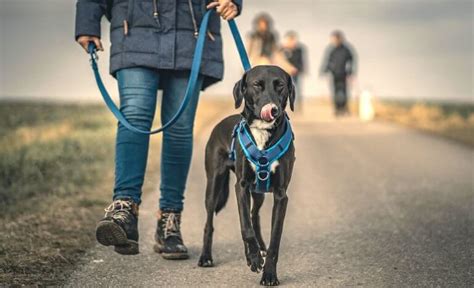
top-left (233, 72), bottom-right (247, 109)
top-left (288, 75), bottom-right (296, 111)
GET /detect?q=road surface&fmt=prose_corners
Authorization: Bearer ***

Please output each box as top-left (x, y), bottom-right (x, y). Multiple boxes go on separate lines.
top-left (67, 105), bottom-right (473, 287)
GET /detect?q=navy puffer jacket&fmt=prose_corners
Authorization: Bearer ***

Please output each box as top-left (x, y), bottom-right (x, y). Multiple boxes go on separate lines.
top-left (75, 0), bottom-right (242, 89)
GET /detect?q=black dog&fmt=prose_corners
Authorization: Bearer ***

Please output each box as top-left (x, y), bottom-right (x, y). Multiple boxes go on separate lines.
top-left (198, 66), bottom-right (296, 286)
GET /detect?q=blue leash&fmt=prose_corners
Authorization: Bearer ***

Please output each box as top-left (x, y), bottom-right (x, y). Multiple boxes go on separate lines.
top-left (88, 10), bottom-right (250, 135)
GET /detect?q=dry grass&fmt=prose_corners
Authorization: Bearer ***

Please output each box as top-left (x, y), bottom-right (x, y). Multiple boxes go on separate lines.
top-left (373, 101), bottom-right (474, 147)
top-left (0, 99), bottom-right (231, 286)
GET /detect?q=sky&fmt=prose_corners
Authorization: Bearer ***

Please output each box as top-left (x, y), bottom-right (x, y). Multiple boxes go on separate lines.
top-left (0, 0), bottom-right (473, 102)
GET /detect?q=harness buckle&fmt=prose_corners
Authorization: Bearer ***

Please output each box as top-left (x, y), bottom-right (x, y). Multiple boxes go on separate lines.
top-left (257, 170), bottom-right (270, 181)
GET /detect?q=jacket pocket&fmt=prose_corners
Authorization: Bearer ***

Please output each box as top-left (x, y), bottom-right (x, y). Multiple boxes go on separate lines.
top-left (110, 1), bottom-right (129, 30)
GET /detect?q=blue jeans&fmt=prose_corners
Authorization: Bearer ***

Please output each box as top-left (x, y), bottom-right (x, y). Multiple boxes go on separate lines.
top-left (113, 67), bottom-right (203, 212)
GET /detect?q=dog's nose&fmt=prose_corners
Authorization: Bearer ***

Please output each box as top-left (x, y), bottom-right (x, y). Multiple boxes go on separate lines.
top-left (271, 106), bottom-right (279, 118)
top-left (261, 103), bottom-right (278, 122)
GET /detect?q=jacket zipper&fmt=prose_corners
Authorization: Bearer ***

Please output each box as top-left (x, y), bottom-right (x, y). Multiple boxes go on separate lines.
top-left (187, 0), bottom-right (199, 37)
top-left (153, 0), bottom-right (160, 25)
top-left (188, 0), bottom-right (215, 41)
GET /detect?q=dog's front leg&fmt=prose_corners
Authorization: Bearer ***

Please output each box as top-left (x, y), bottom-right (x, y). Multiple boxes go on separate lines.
top-left (235, 181), bottom-right (264, 273)
top-left (260, 188), bottom-right (288, 286)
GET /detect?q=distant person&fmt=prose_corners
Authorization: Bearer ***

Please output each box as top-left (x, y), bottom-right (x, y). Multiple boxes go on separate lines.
top-left (281, 31), bottom-right (306, 108)
top-left (75, 0), bottom-right (241, 259)
top-left (247, 13), bottom-right (277, 65)
top-left (321, 30), bottom-right (357, 116)
top-left (247, 13), bottom-right (297, 75)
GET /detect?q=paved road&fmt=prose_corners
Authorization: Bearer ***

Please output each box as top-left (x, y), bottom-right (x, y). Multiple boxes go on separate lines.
top-left (67, 105), bottom-right (473, 287)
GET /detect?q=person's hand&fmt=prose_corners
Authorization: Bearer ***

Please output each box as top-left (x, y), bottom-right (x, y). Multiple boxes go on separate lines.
top-left (77, 35), bottom-right (103, 53)
top-left (207, 0), bottom-right (239, 20)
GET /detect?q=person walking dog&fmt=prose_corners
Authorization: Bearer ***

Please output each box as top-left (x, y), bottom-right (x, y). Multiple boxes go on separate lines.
top-left (320, 30), bottom-right (357, 116)
top-left (75, 0), bottom-right (242, 259)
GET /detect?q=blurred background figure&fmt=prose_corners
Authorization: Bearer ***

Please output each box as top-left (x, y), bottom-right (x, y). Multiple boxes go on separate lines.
top-left (281, 31), bottom-right (306, 110)
top-left (247, 13), bottom-right (277, 66)
top-left (247, 13), bottom-right (297, 76)
top-left (321, 30), bottom-right (357, 116)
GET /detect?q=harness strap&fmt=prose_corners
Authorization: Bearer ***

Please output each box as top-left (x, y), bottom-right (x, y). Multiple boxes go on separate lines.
top-left (232, 116), bottom-right (293, 193)
top-left (88, 10), bottom-right (250, 135)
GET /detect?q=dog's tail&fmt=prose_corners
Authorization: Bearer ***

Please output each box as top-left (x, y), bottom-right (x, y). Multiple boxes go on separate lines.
top-left (215, 168), bottom-right (230, 214)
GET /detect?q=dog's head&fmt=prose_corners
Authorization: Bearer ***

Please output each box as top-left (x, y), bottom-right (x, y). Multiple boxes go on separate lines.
top-left (233, 65), bottom-right (295, 123)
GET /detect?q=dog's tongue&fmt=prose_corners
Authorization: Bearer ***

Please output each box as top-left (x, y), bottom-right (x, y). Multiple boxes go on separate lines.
top-left (260, 104), bottom-right (275, 122)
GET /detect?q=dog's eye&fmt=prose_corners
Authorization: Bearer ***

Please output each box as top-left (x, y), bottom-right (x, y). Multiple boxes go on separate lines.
top-left (274, 81), bottom-right (285, 92)
top-left (274, 80), bottom-right (285, 88)
top-left (252, 81), bottom-right (263, 88)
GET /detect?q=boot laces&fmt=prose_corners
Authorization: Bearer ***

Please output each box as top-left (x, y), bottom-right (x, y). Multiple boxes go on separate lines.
top-left (105, 199), bottom-right (132, 222)
top-left (162, 213), bottom-right (181, 238)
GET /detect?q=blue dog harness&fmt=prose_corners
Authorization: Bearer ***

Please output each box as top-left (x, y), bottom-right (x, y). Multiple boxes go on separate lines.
top-left (229, 116), bottom-right (294, 193)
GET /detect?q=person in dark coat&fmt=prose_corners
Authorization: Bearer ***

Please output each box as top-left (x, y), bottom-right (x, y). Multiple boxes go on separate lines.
top-left (75, 0), bottom-right (242, 259)
top-left (281, 31), bottom-right (306, 109)
top-left (320, 30), bottom-right (357, 115)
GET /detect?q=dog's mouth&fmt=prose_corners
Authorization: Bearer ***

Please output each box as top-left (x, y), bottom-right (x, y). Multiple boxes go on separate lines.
top-left (260, 103), bottom-right (279, 122)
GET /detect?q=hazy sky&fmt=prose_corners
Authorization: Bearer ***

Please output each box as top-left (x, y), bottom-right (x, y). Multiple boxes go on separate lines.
top-left (0, 0), bottom-right (473, 102)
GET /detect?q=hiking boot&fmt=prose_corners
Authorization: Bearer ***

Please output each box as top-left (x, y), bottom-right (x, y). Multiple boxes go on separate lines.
top-left (154, 210), bottom-right (188, 260)
top-left (95, 198), bottom-right (139, 255)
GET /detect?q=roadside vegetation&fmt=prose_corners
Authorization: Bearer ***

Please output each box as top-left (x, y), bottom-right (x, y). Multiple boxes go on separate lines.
top-left (0, 99), bottom-right (229, 286)
top-left (374, 100), bottom-right (474, 147)
top-left (0, 102), bottom-right (116, 285)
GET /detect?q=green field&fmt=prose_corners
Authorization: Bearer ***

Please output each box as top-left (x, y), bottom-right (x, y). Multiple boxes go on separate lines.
top-left (0, 102), bottom-right (116, 285)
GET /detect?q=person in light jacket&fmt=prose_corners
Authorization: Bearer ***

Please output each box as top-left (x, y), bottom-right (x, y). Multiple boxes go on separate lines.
top-left (75, 0), bottom-right (242, 259)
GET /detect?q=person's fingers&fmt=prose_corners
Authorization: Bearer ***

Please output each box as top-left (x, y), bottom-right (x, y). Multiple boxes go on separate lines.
top-left (206, 1), bottom-right (219, 9)
top-left (77, 37), bottom-right (90, 52)
top-left (216, 5), bottom-right (225, 14)
top-left (224, 6), bottom-right (238, 20)
top-left (223, 9), bottom-right (237, 20)
top-left (222, 9), bottom-right (232, 20)
top-left (79, 40), bottom-right (89, 52)
top-left (93, 38), bottom-right (103, 51)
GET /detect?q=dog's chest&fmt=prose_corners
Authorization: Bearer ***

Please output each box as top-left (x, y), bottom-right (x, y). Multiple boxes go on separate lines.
top-left (248, 120), bottom-right (279, 172)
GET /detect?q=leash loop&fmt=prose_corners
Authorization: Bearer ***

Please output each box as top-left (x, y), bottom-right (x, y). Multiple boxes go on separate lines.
top-left (257, 170), bottom-right (270, 181)
top-left (88, 10), bottom-right (250, 134)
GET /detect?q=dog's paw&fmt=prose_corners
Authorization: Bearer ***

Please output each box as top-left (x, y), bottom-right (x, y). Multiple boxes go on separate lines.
top-left (197, 255), bottom-right (214, 267)
top-left (260, 272), bottom-right (280, 286)
top-left (247, 252), bottom-right (264, 273)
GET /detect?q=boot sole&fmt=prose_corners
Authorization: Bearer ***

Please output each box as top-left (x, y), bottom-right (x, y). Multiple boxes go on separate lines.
top-left (96, 221), bottom-right (139, 255)
top-left (153, 243), bottom-right (189, 260)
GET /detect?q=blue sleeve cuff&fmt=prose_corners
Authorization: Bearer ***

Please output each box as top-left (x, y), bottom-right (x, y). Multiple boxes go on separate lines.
top-left (233, 0), bottom-right (243, 16)
top-left (75, 1), bottom-right (106, 40)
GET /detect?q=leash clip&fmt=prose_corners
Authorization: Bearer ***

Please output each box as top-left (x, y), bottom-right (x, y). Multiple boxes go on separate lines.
top-left (88, 42), bottom-right (99, 64)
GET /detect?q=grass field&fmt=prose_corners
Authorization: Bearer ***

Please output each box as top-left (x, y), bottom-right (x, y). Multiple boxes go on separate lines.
top-left (0, 102), bottom-right (117, 285)
top-left (373, 100), bottom-right (474, 147)
top-left (0, 99), bottom-right (230, 286)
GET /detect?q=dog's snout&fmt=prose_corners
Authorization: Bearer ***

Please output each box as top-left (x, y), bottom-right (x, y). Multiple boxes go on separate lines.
top-left (260, 103), bottom-right (278, 122)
